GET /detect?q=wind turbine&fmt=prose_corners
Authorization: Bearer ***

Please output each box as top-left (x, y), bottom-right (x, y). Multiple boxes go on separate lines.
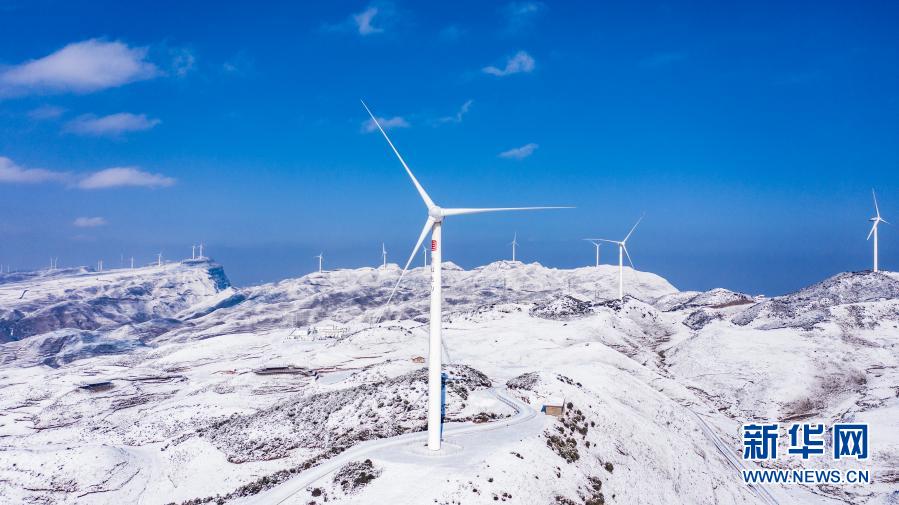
top-left (868, 189), bottom-right (889, 272)
top-left (381, 243), bottom-right (388, 269)
top-left (157, 252), bottom-right (163, 266)
top-left (422, 245), bottom-right (428, 267)
top-left (198, 242), bottom-right (205, 259)
top-left (509, 232), bottom-right (518, 262)
top-left (315, 252), bottom-right (323, 273)
top-left (192, 244), bottom-right (196, 260)
top-left (583, 240), bottom-right (601, 267)
top-left (130, 257), bottom-right (134, 269)
top-left (363, 100), bottom-right (570, 451)
top-left (587, 214), bottom-right (644, 300)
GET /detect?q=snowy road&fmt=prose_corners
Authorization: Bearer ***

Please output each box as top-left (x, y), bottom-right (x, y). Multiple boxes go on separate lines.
top-left (689, 411), bottom-right (780, 505)
top-left (239, 387), bottom-right (540, 505)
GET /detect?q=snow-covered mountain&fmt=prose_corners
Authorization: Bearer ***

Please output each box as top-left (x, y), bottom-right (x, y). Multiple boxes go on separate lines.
top-left (0, 262), bottom-right (895, 504)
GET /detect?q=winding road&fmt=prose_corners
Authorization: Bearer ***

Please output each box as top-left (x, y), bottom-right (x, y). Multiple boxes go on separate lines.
top-left (240, 387), bottom-right (540, 505)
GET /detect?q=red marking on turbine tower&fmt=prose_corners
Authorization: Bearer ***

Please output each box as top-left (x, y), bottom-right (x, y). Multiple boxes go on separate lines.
top-left (431, 240), bottom-right (437, 251)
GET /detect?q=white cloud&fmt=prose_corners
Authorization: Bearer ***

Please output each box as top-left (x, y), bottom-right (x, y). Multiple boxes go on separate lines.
top-left (0, 156), bottom-right (69, 183)
top-left (0, 156), bottom-right (175, 189)
top-left (437, 100), bottom-right (473, 124)
top-left (503, 2), bottom-right (544, 32)
top-left (325, 3), bottom-right (395, 36)
top-left (499, 143), bottom-right (538, 160)
top-left (361, 116), bottom-right (409, 133)
top-left (73, 216), bottom-right (107, 228)
top-left (353, 7), bottom-right (384, 35)
top-left (27, 104), bottom-right (66, 120)
top-left (483, 51), bottom-right (535, 77)
top-left (65, 113), bottom-right (161, 137)
top-left (0, 39), bottom-right (158, 96)
top-left (77, 167), bottom-right (175, 189)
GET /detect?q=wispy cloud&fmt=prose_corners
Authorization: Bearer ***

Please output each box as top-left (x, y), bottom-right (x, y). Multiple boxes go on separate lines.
top-left (361, 116), bottom-right (409, 133)
top-left (0, 156), bottom-right (69, 183)
top-left (326, 3), bottom-right (394, 36)
top-left (170, 47), bottom-right (196, 77)
top-left (354, 6), bottom-right (384, 35)
top-left (77, 167), bottom-right (175, 189)
top-left (503, 2), bottom-right (544, 32)
top-left (639, 51), bottom-right (688, 69)
top-left (0, 156), bottom-right (175, 189)
top-left (64, 112), bottom-right (161, 137)
top-left (222, 50), bottom-right (254, 75)
top-left (437, 100), bottom-right (473, 124)
top-left (483, 51), bottom-right (535, 77)
top-left (0, 39), bottom-right (158, 97)
top-left (27, 104), bottom-right (66, 120)
top-left (73, 216), bottom-right (107, 228)
top-left (499, 143), bottom-right (538, 160)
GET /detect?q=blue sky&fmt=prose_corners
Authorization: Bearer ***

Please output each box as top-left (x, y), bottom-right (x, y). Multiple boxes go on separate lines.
top-left (0, 1), bottom-right (897, 294)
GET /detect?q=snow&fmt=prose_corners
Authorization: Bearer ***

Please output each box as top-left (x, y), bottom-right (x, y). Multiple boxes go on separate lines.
top-left (0, 262), bottom-right (895, 504)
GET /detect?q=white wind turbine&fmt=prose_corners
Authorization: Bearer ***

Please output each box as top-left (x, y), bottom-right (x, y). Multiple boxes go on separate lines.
top-left (868, 189), bottom-right (889, 272)
top-left (422, 244), bottom-right (429, 267)
top-left (509, 232), bottom-right (518, 262)
top-left (587, 214), bottom-right (644, 300)
top-left (381, 243), bottom-right (388, 269)
top-left (157, 252), bottom-right (163, 266)
top-left (583, 240), bottom-right (601, 267)
top-left (363, 101), bottom-right (570, 451)
top-left (315, 252), bottom-right (323, 273)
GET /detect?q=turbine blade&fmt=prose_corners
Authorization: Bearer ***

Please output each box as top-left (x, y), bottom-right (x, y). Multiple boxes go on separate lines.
top-left (623, 213), bottom-right (645, 243)
top-left (376, 217), bottom-right (435, 323)
top-left (873, 189), bottom-right (881, 218)
top-left (361, 100), bottom-right (435, 209)
top-left (623, 244), bottom-right (636, 270)
top-left (867, 221), bottom-right (878, 240)
top-left (587, 238), bottom-right (620, 245)
top-left (441, 206), bottom-right (573, 216)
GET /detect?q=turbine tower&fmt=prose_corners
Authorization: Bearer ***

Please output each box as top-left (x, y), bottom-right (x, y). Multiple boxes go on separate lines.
top-left (509, 232), bottom-right (518, 262)
top-left (130, 256), bottom-right (134, 269)
top-left (192, 244), bottom-right (196, 260)
top-left (583, 240), bottom-right (601, 267)
top-left (381, 243), bottom-right (388, 269)
top-left (422, 245), bottom-right (428, 267)
top-left (363, 100), bottom-right (570, 451)
top-left (315, 253), bottom-right (323, 273)
top-left (157, 252), bottom-right (163, 266)
top-left (587, 214), bottom-right (643, 300)
top-left (868, 189), bottom-right (889, 272)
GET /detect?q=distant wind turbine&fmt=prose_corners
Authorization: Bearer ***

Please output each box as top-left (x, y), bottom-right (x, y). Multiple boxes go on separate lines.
top-left (192, 244), bottom-right (196, 260)
top-left (583, 240), bottom-right (601, 267)
top-left (363, 100), bottom-right (571, 451)
top-left (587, 214), bottom-right (644, 300)
top-left (157, 252), bottom-right (163, 266)
top-left (422, 244), bottom-right (428, 267)
top-left (315, 252), bottom-right (323, 273)
top-left (868, 189), bottom-right (889, 272)
top-left (509, 232), bottom-right (518, 262)
top-left (381, 243), bottom-right (388, 269)
top-left (130, 257), bottom-right (135, 269)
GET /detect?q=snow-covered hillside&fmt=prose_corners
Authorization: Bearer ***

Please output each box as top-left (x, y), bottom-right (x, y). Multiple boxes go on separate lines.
top-left (0, 262), bottom-right (895, 504)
